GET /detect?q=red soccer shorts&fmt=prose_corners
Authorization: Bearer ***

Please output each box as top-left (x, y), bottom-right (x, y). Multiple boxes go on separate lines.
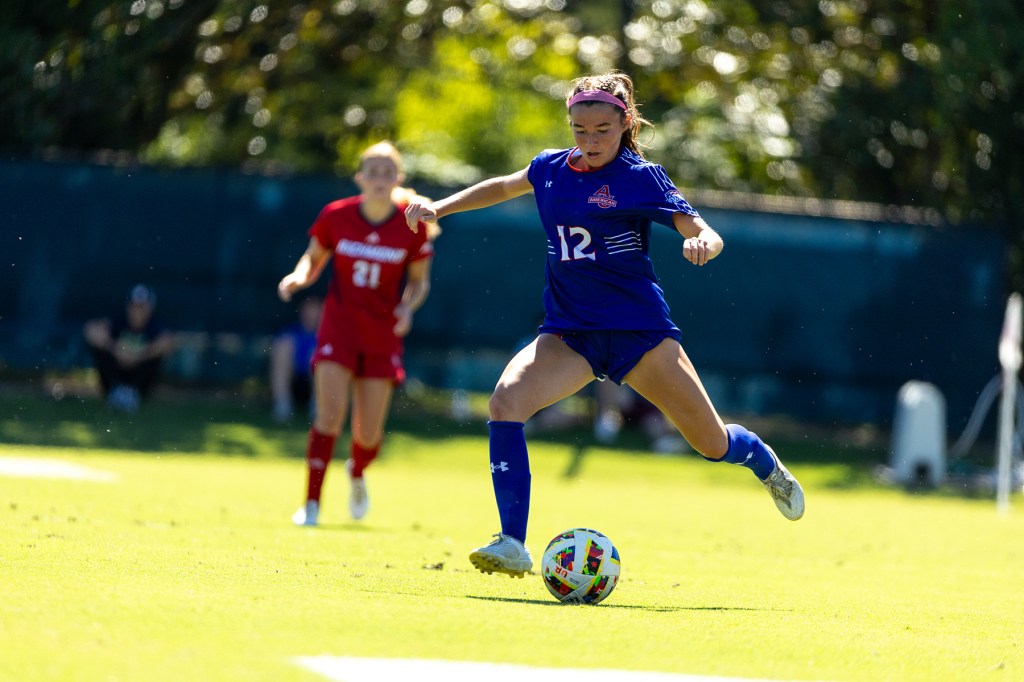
top-left (311, 343), bottom-right (405, 384)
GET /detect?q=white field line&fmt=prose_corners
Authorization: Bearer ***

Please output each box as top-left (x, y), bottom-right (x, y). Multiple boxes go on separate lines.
top-left (0, 456), bottom-right (117, 482)
top-left (294, 656), bottom-right (806, 682)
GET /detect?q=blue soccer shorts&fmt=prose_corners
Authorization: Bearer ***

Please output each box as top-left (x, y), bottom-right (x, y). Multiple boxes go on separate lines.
top-left (540, 327), bottom-right (682, 385)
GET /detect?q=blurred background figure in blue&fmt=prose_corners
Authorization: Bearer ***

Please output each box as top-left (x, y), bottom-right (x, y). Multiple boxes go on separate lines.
top-left (269, 293), bottom-right (322, 423)
top-left (83, 284), bottom-right (176, 412)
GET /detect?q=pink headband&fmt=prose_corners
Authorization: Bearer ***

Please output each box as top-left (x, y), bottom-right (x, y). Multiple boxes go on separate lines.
top-left (566, 89), bottom-right (627, 110)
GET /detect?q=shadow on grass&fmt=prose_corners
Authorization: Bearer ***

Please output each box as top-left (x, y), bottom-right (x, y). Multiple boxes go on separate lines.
top-left (0, 390), bottom-right (306, 456)
top-left (0, 380), bottom-right (889, 472)
top-left (0, 383), bottom-right (473, 456)
top-left (465, 594), bottom-right (779, 612)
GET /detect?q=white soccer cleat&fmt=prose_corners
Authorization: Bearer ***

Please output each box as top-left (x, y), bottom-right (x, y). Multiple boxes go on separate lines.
top-left (346, 459), bottom-right (368, 520)
top-left (762, 447), bottom-right (805, 521)
top-left (292, 499), bottom-right (319, 526)
top-left (469, 533), bottom-right (533, 578)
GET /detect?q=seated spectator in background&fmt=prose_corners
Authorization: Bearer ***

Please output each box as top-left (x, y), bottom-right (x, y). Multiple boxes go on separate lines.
top-left (83, 284), bottom-right (176, 412)
top-left (270, 294), bottom-right (322, 423)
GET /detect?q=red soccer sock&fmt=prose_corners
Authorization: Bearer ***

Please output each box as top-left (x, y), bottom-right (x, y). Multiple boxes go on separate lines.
top-left (348, 441), bottom-right (380, 478)
top-left (305, 428), bottom-right (336, 502)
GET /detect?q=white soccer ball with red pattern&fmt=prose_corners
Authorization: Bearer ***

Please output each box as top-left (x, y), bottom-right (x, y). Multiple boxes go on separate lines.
top-left (541, 528), bottom-right (620, 604)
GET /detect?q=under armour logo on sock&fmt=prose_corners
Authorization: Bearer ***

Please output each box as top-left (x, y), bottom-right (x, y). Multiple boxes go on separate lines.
top-left (490, 461), bottom-right (509, 473)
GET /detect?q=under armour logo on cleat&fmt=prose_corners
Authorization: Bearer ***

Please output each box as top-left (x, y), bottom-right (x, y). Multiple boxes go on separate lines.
top-left (490, 461), bottom-right (509, 473)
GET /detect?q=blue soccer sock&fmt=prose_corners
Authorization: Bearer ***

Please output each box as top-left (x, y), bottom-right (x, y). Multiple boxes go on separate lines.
top-left (702, 423), bottom-right (777, 481)
top-left (488, 420), bottom-right (532, 543)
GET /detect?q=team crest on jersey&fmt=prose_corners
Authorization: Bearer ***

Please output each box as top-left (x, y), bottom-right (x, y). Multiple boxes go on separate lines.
top-left (588, 185), bottom-right (617, 209)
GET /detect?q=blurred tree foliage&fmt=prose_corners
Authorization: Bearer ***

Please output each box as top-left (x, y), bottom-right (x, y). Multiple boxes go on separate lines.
top-left (3, 0), bottom-right (1022, 273)
top-left (1, 0), bottom-right (218, 154)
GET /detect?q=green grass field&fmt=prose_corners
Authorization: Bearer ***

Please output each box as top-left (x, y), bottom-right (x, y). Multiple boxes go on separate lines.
top-left (1, 387), bottom-right (1022, 681)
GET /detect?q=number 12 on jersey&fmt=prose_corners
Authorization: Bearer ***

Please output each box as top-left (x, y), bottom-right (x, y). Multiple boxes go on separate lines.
top-left (556, 225), bottom-right (596, 262)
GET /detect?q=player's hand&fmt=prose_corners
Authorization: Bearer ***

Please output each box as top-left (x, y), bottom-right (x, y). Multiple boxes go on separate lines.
top-left (393, 305), bottom-right (413, 337)
top-left (682, 237), bottom-right (712, 266)
top-left (277, 276), bottom-right (301, 302)
top-left (404, 200), bottom-right (437, 232)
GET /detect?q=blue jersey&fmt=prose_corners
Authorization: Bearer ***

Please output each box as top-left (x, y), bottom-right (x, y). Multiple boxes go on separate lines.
top-left (527, 147), bottom-right (699, 332)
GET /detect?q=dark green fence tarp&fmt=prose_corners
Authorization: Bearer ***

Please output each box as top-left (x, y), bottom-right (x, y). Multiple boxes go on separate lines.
top-left (0, 159), bottom-right (1007, 428)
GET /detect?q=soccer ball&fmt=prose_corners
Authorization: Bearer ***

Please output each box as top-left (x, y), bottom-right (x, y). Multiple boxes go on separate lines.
top-left (541, 528), bottom-right (620, 604)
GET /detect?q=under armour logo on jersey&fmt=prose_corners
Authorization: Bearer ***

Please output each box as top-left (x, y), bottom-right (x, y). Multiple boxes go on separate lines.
top-left (320, 344), bottom-right (333, 356)
top-left (365, 232), bottom-right (381, 244)
top-left (588, 184), bottom-right (617, 209)
top-left (490, 461), bottom-right (509, 473)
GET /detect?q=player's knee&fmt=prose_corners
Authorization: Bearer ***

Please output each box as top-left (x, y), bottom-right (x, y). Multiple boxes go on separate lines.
top-left (488, 388), bottom-right (524, 422)
top-left (488, 390), bottom-right (509, 421)
top-left (350, 430), bottom-right (382, 450)
top-left (312, 415), bottom-right (343, 437)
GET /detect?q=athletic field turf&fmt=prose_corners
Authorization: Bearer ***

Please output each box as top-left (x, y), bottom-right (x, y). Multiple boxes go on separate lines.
top-left (1, 389), bottom-right (1021, 681)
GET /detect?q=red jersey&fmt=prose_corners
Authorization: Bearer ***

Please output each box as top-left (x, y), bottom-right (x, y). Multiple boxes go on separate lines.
top-left (310, 196), bottom-right (433, 355)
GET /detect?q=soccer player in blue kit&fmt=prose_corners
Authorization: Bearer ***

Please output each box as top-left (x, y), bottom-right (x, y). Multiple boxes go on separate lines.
top-left (405, 71), bottom-right (805, 578)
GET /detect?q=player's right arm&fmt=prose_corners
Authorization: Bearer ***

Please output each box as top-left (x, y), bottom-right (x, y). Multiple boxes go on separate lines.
top-left (278, 238), bottom-right (331, 302)
top-left (404, 167), bottom-right (532, 229)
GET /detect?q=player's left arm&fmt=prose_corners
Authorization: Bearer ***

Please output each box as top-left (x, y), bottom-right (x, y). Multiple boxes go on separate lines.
top-left (393, 257), bottom-right (432, 337)
top-left (404, 167), bottom-right (533, 230)
top-left (672, 212), bottom-right (723, 267)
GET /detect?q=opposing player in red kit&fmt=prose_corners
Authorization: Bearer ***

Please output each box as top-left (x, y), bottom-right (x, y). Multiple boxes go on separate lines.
top-left (278, 141), bottom-right (437, 525)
